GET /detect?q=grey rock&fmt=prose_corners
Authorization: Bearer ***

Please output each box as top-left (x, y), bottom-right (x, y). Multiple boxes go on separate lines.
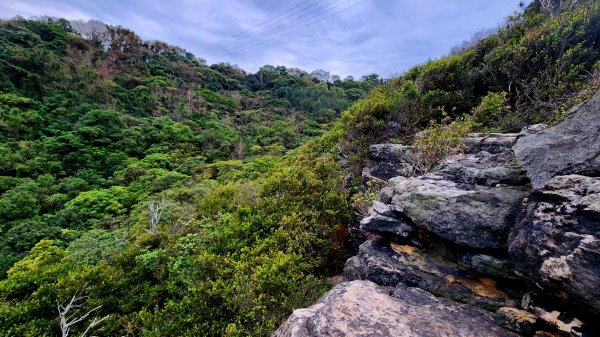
top-left (508, 174), bottom-right (600, 316)
top-left (273, 280), bottom-right (520, 337)
top-left (459, 254), bottom-right (518, 280)
top-left (435, 151), bottom-right (529, 187)
top-left (513, 91), bottom-right (600, 189)
top-left (368, 143), bottom-right (411, 161)
top-left (464, 133), bottom-right (519, 154)
top-left (360, 213), bottom-right (415, 237)
top-left (370, 200), bottom-right (395, 217)
top-left (344, 238), bottom-right (519, 310)
top-left (363, 143), bottom-right (415, 181)
top-left (386, 175), bottom-right (527, 249)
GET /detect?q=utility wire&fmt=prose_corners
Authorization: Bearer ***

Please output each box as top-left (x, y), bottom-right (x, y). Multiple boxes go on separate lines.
top-left (205, 0), bottom-right (356, 58)
top-left (203, 0), bottom-right (344, 57)
top-left (199, 0), bottom-right (332, 54)
top-left (207, 0), bottom-right (367, 59)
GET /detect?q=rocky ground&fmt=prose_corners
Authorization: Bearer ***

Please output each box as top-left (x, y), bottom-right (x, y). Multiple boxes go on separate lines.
top-left (273, 91), bottom-right (600, 337)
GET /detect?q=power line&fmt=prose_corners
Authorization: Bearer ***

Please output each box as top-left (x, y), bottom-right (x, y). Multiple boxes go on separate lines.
top-left (207, 0), bottom-right (367, 59)
top-left (231, 1), bottom-right (314, 38)
top-left (205, 0), bottom-right (357, 58)
top-left (199, 0), bottom-right (333, 54)
top-left (204, 0), bottom-right (347, 57)
top-left (203, 0), bottom-right (343, 57)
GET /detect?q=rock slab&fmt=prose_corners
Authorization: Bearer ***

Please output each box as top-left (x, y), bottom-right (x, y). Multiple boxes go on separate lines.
top-left (273, 280), bottom-right (519, 337)
top-left (513, 90), bottom-right (600, 190)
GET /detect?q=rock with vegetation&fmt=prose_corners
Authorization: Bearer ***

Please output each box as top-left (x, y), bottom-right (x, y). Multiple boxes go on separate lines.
top-left (513, 90), bottom-right (600, 190)
top-left (273, 280), bottom-right (519, 337)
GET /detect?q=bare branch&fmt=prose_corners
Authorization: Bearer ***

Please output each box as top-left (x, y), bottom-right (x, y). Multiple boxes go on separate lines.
top-left (147, 198), bottom-right (167, 234)
top-left (56, 289), bottom-right (107, 337)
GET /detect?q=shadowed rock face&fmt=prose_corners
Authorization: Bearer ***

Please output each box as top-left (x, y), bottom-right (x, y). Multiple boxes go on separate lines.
top-left (513, 90), bottom-right (600, 190)
top-left (273, 280), bottom-right (520, 337)
top-left (509, 174), bottom-right (600, 316)
top-left (344, 238), bottom-right (520, 311)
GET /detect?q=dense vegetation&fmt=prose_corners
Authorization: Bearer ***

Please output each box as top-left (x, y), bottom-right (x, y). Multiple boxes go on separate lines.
top-left (338, 0), bottom-right (600, 180)
top-left (0, 17), bottom-right (378, 336)
top-left (1, 0), bottom-right (599, 336)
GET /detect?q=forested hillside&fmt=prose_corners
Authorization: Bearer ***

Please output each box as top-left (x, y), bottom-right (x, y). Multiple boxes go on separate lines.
top-left (0, 17), bottom-right (379, 336)
top-left (1, 0), bottom-right (600, 336)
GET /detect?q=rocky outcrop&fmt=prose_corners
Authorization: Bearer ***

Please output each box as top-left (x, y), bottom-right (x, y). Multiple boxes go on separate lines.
top-left (276, 93), bottom-right (600, 337)
top-left (513, 91), bottom-right (600, 190)
top-left (362, 143), bottom-right (414, 181)
top-left (273, 280), bottom-right (520, 337)
top-left (379, 140), bottom-right (528, 249)
top-left (382, 174), bottom-right (527, 249)
top-left (508, 174), bottom-right (600, 316)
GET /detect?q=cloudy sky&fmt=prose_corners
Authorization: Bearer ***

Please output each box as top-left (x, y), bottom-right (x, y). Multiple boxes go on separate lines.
top-left (0, 0), bottom-right (527, 78)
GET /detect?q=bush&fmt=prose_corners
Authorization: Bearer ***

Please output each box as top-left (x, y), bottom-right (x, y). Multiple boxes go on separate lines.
top-left (410, 113), bottom-right (474, 174)
top-left (472, 91), bottom-right (509, 129)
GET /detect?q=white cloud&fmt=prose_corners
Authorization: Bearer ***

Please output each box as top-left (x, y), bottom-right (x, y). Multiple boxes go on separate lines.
top-left (0, 0), bottom-right (530, 77)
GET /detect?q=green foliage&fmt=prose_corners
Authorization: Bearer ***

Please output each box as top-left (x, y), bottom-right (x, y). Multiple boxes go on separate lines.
top-left (472, 92), bottom-right (510, 129)
top-left (0, 16), bottom-right (374, 337)
top-left (338, 0), bottom-right (600, 183)
top-left (411, 113), bottom-right (474, 173)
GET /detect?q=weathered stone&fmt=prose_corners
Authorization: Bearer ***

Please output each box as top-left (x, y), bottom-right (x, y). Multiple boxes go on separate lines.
top-left (508, 174), bottom-right (600, 316)
top-left (464, 133), bottom-right (519, 154)
top-left (363, 144), bottom-right (415, 181)
top-left (435, 151), bottom-right (529, 187)
top-left (513, 90), bottom-right (600, 190)
top-left (386, 175), bottom-right (527, 249)
top-left (344, 238), bottom-right (519, 310)
top-left (360, 213), bottom-right (415, 237)
top-left (272, 280), bottom-right (519, 337)
top-left (531, 306), bottom-right (585, 337)
top-left (370, 200), bottom-right (395, 217)
top-left (459, 253), bottom-right (518, 280)
top-left (495, 307), bottom-right (537, 335)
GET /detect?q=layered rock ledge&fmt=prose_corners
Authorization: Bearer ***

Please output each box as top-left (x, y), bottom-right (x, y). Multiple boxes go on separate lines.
top-left (275, 91), bottom-right (600, 337)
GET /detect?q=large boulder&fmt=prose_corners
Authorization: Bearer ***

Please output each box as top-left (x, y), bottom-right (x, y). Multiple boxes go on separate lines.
top-left (513, 91), bottom-right (600, 190)
top-left (508, 174), bottom-right (600, 316)
top-left (375, 141), bottom-right (528, 249)
top-left (381, 174), bottom-right (527, 249)
top-left (273, 280), bottom-right (519, 337)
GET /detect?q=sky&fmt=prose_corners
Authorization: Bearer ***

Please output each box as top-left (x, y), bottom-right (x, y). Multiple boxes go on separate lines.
top-left (0, 0), bottom-right (528, 78)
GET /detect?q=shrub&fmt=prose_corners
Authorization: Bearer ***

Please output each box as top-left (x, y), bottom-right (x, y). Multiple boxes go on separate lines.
top-left (410, 113), bottom-right (473, 174)
top-left (472, 91), bottom-right (509, 129)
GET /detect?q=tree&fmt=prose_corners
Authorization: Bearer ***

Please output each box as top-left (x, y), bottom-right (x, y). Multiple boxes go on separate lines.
top-left (148, 198), bottom-right (166, 234)
top-left (56, 288), bottom-right (108, 337)
top-left (310, 69), bottom-right (331, 82)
